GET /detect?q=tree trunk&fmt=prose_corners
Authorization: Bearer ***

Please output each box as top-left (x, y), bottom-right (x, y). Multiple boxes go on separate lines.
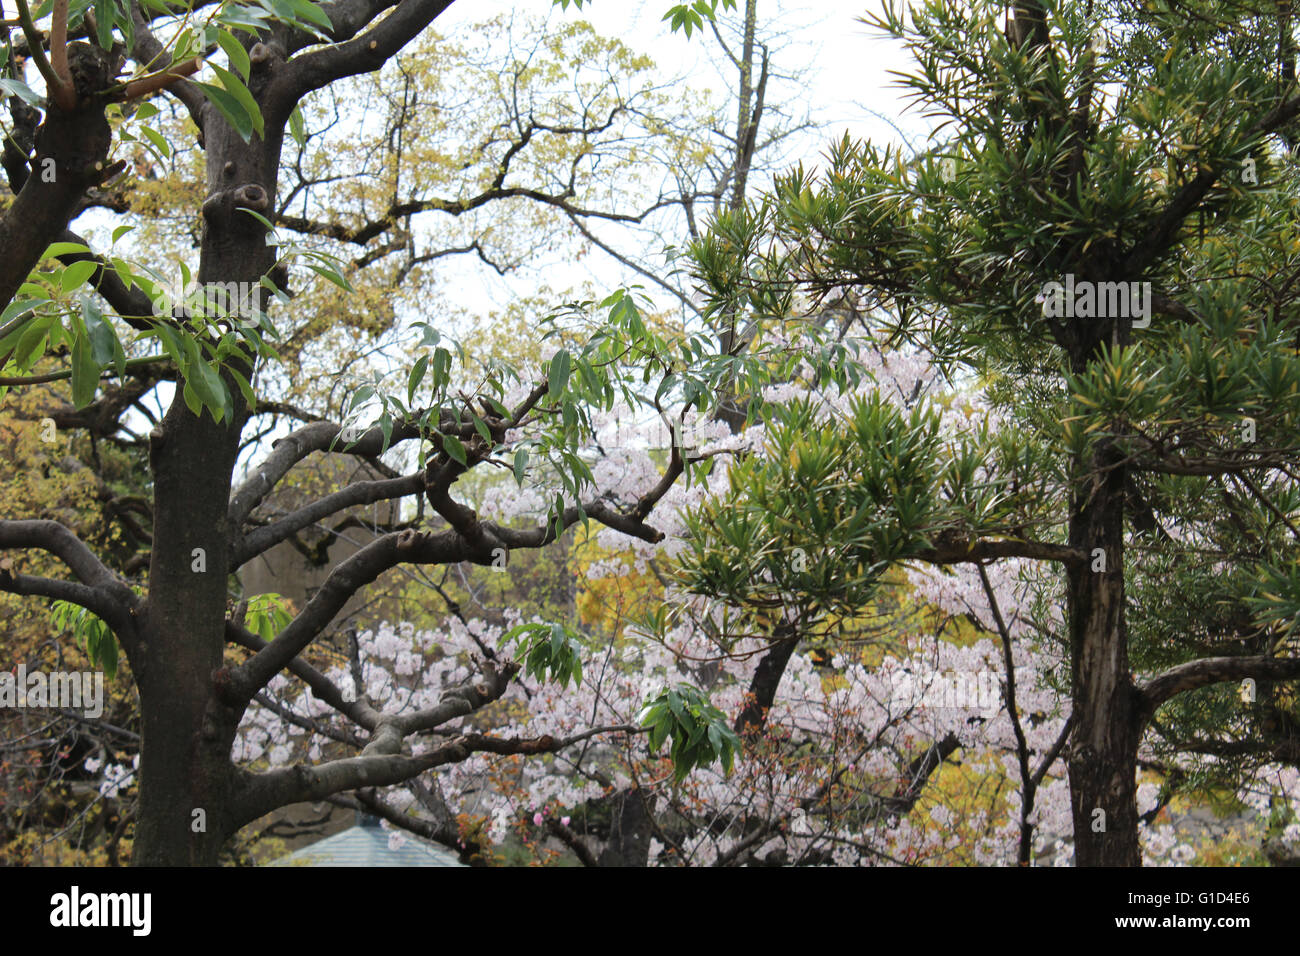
top-left (596, 788), bottom-right (657, 867)
top-left (734, 623), bottom-right (798, 735)
top-left (1065, 439), bottom-right (1142, 866)
top-left (131, 114), bottom-right (279, 865)
top-left (133, 399), bottom-right (243, 864)
top-left (0, 48), bottom-right (117, 308)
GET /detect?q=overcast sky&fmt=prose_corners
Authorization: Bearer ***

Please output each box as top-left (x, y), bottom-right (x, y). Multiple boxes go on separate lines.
top-left (433, 0), bottom-right (929, 155)
top-left (414, 0), bottom-right (931, 326)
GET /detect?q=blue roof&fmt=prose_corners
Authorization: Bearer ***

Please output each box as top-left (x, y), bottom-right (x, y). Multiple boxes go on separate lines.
top-left (268, 815), bottom-right (465, 867)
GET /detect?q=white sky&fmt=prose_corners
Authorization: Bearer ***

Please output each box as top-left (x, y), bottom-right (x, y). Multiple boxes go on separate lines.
top-left (417, 0), bottom-right (932, 328)
top-left (118, 0), bottom-right (936, 467)
top-left (433, 0), bottom-right (928, 154)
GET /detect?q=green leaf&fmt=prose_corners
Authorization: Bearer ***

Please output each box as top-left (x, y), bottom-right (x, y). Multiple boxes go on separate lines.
top-left (349, 384), bottom-right (375, 410)
top-left (92, 0), bottom-right (115, 47)
top-left (442, 433), bottom-right (467, 466)
top-left (42, 241), bottom-right (92, 258)
top-left (289, 105), bottom-right (306, 147)
top-left (181, 381), bottom-right (203, 416)
top-left (304, 261), bottom-right (354, 292)
top-left (98, 625), bottom-right (118, 681)
top-left (70, 331), bottom-right (99, 408)
top-left (0, 78), bottom-right (43, 107)
top-left (180, 337), bottom-right (226, 421)
top-left (60, 260), bottom-right (98, 292)
top-left (217, 30), bottom-right (251, 80)
top-left (287, 0), bottom-right (333, 31)
top-left (1, 297), bottom-right (46, 326)
top-left (216, 3), bottom-right (272, 33)
top-left (81, 297), bottom-right (126, 378)
top-left (648, 716), bottom-right (669, 751)
top-left (140, 124), bottom-right (172, 160)
top-left (228, 367), bottom-right (256, 405)
top-left (513, 447), bottom-right (529, 486)
top-left (548, 348), bottom-right (571, 400)
top-left (148, 322), bottom-right (184, 366)
top-left (407, 354), bottom-right (428, 406)
top-left (12, 314), bottom-right (54, 370)
top-left (431, 346), bottom-right (452, 387)
top-left (208, 64), bottom-right (264, 138)
top-left (194, 80), bottom-right (255, 141)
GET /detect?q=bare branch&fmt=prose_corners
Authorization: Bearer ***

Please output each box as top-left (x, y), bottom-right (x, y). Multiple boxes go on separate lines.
top-left (1138, 655), bottom-right (1300, 720)
top-left (228, 420), bottom-right (417, 528)
top-left (234, 724), bottom-right (641, 826)
top-left (277, 0), bottom-right (457, 107)
top-left (0, 520), bottom-right (138, 643)
top-left (128, 2), bottom-right (207, 124)
top-left (912, 537), bottom-right (1086, 567)
top-left (231, 472), bottom-right (423, 567)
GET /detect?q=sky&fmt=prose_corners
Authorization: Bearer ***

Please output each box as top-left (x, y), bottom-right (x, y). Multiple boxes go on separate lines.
top-left (408, 0), bottom-right (932, 335)
top-left (432, 0), bottom-right (928, 154)
top-left (113, 1), bottom-right (936, 469)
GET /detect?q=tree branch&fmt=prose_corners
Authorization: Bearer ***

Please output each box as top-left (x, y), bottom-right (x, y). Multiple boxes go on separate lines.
top-left (128, 2), bottom-right (207, 124)
top-left (233, 724), bottom-right (640, 827)
top-left (231, 472), bottom-right (423, 567)
top-left (912, 537), bottom-right (1086, 567)
top-left (1123, 93), bottom-right (1300, 276)
top-left (0, 520), bottom-right (137, 643)
top-left (277, 0), bottom-right (457, 107)
top-left (1138, 655), bottom-right (1300, 721)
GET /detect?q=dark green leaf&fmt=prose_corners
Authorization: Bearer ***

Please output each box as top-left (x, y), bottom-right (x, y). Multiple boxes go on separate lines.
top-left (70, 331), bottom-right (99, 408)
top-left (194, 80), bottom-right (254, 141)
top-left (548, 348), bottom-right (571, 400)
top-left (407, 354), bottom-right (428, 407)
top-left (442, 433), bottom-right (467, 466)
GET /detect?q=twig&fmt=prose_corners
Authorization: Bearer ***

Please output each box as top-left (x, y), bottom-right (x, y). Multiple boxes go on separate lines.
top-left (14, 0), bottom-right (74, 110)
top-left (48, 0), bottom-right (73, 109)
top-left (119, 56), bottom-right (202, 101)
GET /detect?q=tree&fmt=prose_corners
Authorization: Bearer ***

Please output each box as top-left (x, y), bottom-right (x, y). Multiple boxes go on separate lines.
top-left (0, 381), bottom-right (145, 864)
top-left (685, 0), bottom-right (1300, 865)
top-left (214, 358), bottom-right (1071, 866)
top-left (0, 0), bottom-right (773, 865)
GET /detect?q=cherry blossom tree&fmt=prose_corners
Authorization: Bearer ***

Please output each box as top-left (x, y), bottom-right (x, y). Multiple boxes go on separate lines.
top-left (157, 342), bottom-right (1068, 863)
top-left (155, 331), bottom-right (1298, 866)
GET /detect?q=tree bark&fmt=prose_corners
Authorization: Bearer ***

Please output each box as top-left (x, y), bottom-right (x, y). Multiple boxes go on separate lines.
top-left (596, 788), bottom-right (656, 867)
top-left (1065, 439), bottom-right (1141, 866)
top-left (133, 397), bottom-right (245, 864)
top-left (733, 623), bottom-right (799, 735)
top-left (0, 49), bottom-right (118, 310)
top-left (130, 103), bottom-right (279, 865)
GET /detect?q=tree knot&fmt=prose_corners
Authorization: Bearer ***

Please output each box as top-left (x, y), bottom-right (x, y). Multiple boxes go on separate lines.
top-left (202, 183), bottom-right (272, 224)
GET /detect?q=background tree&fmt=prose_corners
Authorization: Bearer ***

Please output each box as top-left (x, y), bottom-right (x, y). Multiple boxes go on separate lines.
top-left (684, 0), bottom-right (1300, 865)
